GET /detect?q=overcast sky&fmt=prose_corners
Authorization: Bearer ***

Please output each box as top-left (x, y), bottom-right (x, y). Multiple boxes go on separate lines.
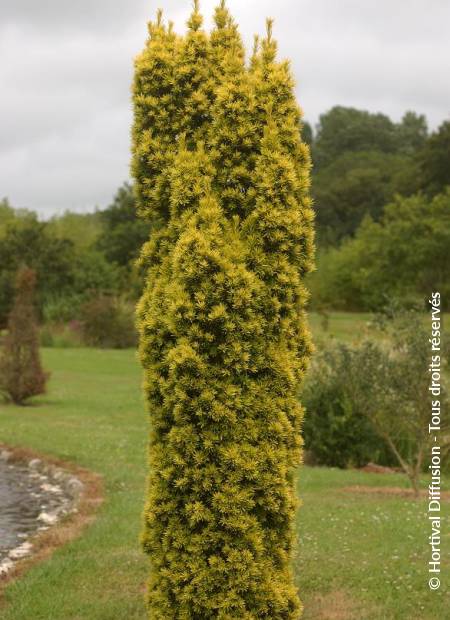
top-left (1, 0), bottom-right (449, 217)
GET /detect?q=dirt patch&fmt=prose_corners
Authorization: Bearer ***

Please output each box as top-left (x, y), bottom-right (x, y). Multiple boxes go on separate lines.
top-left (304, 589), bottom-right (365, 620)
top-left (0, 444), bottom-right (103, 602)
top-left (341, 485), bottom-right (450, 500)
top-left (359, 462), bottom-right (400, 474)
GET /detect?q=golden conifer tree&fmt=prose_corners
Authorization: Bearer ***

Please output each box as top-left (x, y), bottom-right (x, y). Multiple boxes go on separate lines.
top-left (132, 4), bottom-right (314, 618)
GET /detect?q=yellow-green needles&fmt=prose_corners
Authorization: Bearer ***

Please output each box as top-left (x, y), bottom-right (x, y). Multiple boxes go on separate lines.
top-left (131, 4), bottom-right (314, 617)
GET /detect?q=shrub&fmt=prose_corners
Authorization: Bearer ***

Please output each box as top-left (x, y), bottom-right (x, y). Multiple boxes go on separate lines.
top-left (79, 295), bottom-right (137, 349)
top-left (40, 321), bottom-right (83, 349)
top-left (0, 267), bottom-right (49, 404)
top-left (42, 294), bottom-right (85, 324)
top-left (303, 309), bottom-right (450, 492)
top-left (302, 344), bottom-right (395, 468)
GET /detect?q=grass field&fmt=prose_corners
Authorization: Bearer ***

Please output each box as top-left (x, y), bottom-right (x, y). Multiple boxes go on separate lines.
top-left (0, 317), bottom-right (448, 619)
top-left (309, 311), bottom-right (373, 343)
top-left (310, 310), bottom-right (450, 345)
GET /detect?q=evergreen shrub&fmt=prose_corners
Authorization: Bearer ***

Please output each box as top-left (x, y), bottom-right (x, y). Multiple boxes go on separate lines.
top-left (0, 267), bottom-right (49, 404)
top-left (132, 3), bottom-right (314, 617)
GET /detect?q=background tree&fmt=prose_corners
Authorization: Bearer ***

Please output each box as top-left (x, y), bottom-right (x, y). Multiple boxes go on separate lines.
top-left (96, 183), bottom-right (149, 268)
top-left (310, 188), bottom-right (450, 311)
top-left (0, 216), bottom-right (76, 325)
top-left (396, 111), bottom-right (428, 155)
top-left (313, 150), bottom-right (407, 243)
top-left (79, 294), bottom-right (137, 349)
top-left (303, 310), bottom-right (449, 494)
top-left (0, 207), bottom-right (120, 325)
top-left (301, 120), bottom-right (313, 147)
top-left (0, 267), bottom-right (48, 404)
top-left (0, 198), bottom-right (16, 234)
top-left (47, 209), bottom-right (103, 251)
top-left (310, 106), bottom-right (429, 244)
top-left (313, 106), bottom-right (398, 169)
top-left (416, 120), bottom-right (450, 196)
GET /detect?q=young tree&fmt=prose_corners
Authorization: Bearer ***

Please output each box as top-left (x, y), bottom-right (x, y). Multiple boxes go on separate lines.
top-left (133, 4), bottom-right (314, 617)
top-left (0, 267), bottom-right (48, 405)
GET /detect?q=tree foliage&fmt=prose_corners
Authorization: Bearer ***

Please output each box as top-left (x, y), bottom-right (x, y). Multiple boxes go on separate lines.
top-left (96, 183), bottom-right (149, 268)
top-left (416, 120), bottom-right (450, 196)
top-left (311, 107), bottom-right (430, 243)
top-left (0, 216), bottom-right (76, 325)
top-left (313, 106), bottom-right (399, 169)
top-left (132, 4), bottom-right (313, 617)
top-left (47, 210), bottom-right (103, 251)
top-left (0, 104), bottom-right (444, 323)
top-left (303, 309), bottom-right (449, 493)
top-left (346, 309), bottom-right (449, 494)
top-left (313, 150), bottom-right (408, 244)
top-left (79, 294), bottom-right (137, 349)
top-left (0, 210), bottom-right (120, 325)
top-left (310, 189), bottom-right (450, 311)
top-left (396, 111), bottom-right (428, 155)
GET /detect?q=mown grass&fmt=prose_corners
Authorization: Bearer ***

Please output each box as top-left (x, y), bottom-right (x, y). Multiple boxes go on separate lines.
top-left (0, 349), bottom-right (148, 620)
top-left (310, 310), bottom-right (450, 345)
top-left (297, 467), bottom-right (449, 619)
top-left (310, 311), bottom-right (373, 342)
top-left (0, 316), bottom-right (448, 619)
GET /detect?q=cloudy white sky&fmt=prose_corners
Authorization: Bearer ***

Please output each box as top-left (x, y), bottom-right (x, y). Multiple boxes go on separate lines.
top-left (1, 0), bottom-right (449, 217)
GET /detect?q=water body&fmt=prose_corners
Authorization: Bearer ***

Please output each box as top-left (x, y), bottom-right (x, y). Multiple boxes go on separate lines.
top-left (0, 459), bottom-right (61, 563)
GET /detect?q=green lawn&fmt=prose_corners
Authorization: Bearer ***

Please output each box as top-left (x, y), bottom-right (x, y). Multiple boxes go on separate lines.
top-left (310, 311), bottom-right (450, 345)
top-left (309, 311), bottom-right (373, 343)
top-left (0, 342), bottom-right (448, 619)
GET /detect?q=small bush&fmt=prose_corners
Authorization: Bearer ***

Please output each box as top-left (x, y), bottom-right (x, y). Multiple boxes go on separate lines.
top-left (42, 295), bottom-right (84, 324)
top-left (303, 310), bottom-right (450, 489)
top-left (40, 321), bottom-right (83, 348)
top-left (0, 267), bottom-right (49, 404)
top-left (301, 343), bottom-right (394, 468)
top-left (79, 295), bottom-right (137, 349)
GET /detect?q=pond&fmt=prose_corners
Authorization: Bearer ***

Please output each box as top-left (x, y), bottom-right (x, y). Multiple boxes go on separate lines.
top-left (0, 454), bottom-right (79, 571)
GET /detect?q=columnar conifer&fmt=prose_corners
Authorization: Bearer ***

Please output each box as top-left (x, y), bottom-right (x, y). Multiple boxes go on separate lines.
top-left (0, 267), bottom-right (48, 405)
top-left (132, 4), bottom-right (314, 618)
